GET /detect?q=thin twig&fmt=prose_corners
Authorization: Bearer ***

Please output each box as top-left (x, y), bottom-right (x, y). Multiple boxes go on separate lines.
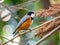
top-left (1, 36), bottom-right (20, 44)
top-left (2, 16), bottom-right (60, 45)
top-left (0, 12), bottom-right (11, 21)
top-left (10, 0), bottom-right (38, 11)
top-left (34, 25), bottom-right (60, 45)
top-left (0, 3), bottom-right (20, 21)
top-left (14, 0), bottom-right (37, 7)
top-left (0, 3), bottom-right (16, 16)
top-left (1, 13), bottom-right (11, 19)
top-left (32, 16), bottom-right (60, 30)
top-left (0, 0), bottom-right (37, 12)
top-left (2, 34), bottom-right (20, 45)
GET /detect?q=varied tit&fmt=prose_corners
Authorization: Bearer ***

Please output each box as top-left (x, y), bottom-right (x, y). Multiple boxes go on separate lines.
top-left (13, 12), bottom-right (35, 36)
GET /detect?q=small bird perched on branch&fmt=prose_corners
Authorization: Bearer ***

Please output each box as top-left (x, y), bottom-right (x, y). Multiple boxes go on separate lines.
top-left (13, 11), bottom-right (35, 36)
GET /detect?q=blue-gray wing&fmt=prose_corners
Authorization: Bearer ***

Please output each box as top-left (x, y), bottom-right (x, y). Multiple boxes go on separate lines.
top-left (13, 15), bottom-right (30, 35)
top-left (16, 15), bottom-right (30, 29)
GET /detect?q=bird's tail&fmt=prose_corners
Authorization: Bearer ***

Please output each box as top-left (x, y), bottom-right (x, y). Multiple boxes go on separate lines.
top-left (13, 30), bottom-right (16, 34)
top-left (13, 30), bottom-right (18, 36)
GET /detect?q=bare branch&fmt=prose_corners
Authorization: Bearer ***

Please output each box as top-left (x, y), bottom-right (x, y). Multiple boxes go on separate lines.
top-left (0, 36), bottom-right (20, 44)
top-left (1, 13), bottom-right (11, 19)
top-left (0, 3), bottom-right (16, 16)
top-left (0, 12), bottom-right (11, 22)
top-left (0, 3), bottom-right (21, 21)
top-left (35, 19), bottom-right (60, 36)
top-left (32, 16), bottom-right (60, 30)
top-left (0, 0), bottom-right (37, 11)
top-left (14, 0), bottom-right (37, 7)
top-left (34, 25), bottom-right (60, 45)
top-left (2, 34), bottom-right (20, 45)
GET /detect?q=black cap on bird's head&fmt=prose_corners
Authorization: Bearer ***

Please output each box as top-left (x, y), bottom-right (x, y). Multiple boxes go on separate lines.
top-left (27, 12), bottom-right (35, 18)
top-left (27, 12), bottom-right (34, 16)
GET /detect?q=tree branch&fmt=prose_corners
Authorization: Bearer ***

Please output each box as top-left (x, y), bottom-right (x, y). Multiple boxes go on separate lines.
top-left (35, 18), bottom-right (60, 36)
top-left (32, 16), bottom-right (60, 30)
top-left (34, 25), bottom-right (60, 45)
top-left (14, 0), bottom-right (37, 7)
top-left (0, 3), bottom-right (16, 16)
top-left (0, 36), bottom-right (20, 44)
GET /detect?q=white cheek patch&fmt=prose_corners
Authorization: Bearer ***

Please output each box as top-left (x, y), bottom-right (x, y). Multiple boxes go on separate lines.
top-left (31, 14), bottom-right (35, 17)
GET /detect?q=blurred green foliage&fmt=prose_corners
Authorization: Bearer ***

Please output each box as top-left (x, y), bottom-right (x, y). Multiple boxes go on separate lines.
top-left (12, 0), bottom-right (28, 5)
top-left (4, 0), bottom-right (28, 5)
top-left (17, 9), bottom-right (28, 18)
top-left (3, 0), bottom-right (13, 5)
top-left (0, 21), bottom-right (6, 41)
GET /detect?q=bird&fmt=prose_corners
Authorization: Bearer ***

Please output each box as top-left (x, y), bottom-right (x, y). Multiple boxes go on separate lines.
top-left (13, 11), bottom-right (35, 36)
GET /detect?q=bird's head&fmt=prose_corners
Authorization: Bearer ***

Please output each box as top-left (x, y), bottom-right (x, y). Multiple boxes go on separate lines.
top-left (27, 12), bottom-right (35, 18)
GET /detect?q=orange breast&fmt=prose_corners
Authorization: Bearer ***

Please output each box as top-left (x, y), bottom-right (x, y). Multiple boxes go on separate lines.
top-left (16, 17), bottom-right (32, 32)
